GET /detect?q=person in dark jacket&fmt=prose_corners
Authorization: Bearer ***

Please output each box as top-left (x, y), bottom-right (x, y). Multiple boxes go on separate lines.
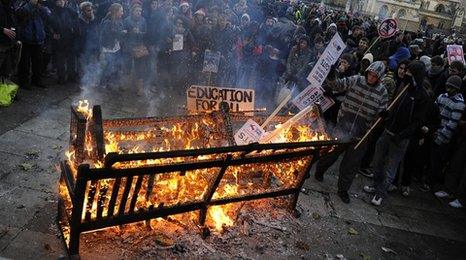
top-left (0, 0), bottom-right (16, 79)
top-left (363, 61), bottom-right (430, 206)
top-left (426, 55), bottom-right (444, 96)
top-left (16, 0), bottom-right (50, 89)
top-left (77, 2), bottom-right (99, 83)
top-left (99, 3), bottom-right (126, 88)
top-left (400, 80), bottom-right (440, 196)
top-left (49, 0), bottom-right (78, 84)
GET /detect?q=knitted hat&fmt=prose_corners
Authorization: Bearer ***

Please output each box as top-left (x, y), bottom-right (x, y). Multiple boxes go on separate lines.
top-left (194, 9), bottom-right (205, 16)
top-left (446, 75), bottom-right (463, 90)
top-left (366, 61), bottom-right (386, 81)
top-left (419, 55), bottom-right (431, 72)
top-left (362, 53), bottom-right (374, 63)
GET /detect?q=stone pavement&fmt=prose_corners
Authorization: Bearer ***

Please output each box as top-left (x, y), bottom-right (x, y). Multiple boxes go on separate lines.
top-left (0, 85), bottom-right (465, 259)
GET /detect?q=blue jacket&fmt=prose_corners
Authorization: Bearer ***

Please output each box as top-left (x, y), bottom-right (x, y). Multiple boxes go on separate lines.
top-left (17, 3), bottom-right (50, 45)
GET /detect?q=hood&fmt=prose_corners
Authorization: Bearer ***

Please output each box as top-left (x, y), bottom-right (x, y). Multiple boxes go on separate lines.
top-left (365, 61), bottom-right (386, 80)
top-left (388, 47), bottom-right (411, 71)
top-left (362, 53), bottom-right (374, 63)
top-left (419, 55), bottom-right (432, 72)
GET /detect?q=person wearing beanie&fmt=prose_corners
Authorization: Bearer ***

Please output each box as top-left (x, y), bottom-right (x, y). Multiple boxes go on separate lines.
top-left (315, 61), bottom-right (388, 204)
top-left (419, 55), bottom-right (431, 72)
top-left (435, 60), bottom-right (464, 97)
top-left (359, 53), bottom-right (373, 74)
top-left (364, 61), bottom-right (430, 206)
top-left (422, 75), bottom-right (465, 192)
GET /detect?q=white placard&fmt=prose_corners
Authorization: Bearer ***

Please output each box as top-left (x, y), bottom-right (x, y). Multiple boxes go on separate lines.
top-left (292, 85), bottom-right (334, 111)
top-left (234, 119), bottom-right (265, 145)
top-left (378, 18), bottom-right (398, 38)
top-left (187, 85), bottom-right (255, 114)
top-left (306, 33), bottom-right (346, 86)
top-left (173, 34), bottom-right (184, 51)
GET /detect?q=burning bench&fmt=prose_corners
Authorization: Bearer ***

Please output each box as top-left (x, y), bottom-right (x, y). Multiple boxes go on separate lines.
top-left (57, 101), bottom-right (343, 256)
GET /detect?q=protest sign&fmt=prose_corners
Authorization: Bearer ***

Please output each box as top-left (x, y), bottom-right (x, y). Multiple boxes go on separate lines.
top-left (306, 33), bottom-right (346, 86)
top-left (378, 19), bottom-right (398, 38)
top-left (187, 85), bottom-right (255, 114)
top-left (202, 50), bottom-right (221, 73)
top-left (446, 45), bottom-right (465, 65)
top-left (173, 34), bottom-right (184, 51)
top-left (295, 33), bottom-right (345, 112)
top-left (292, 85), bottom-right (335, 111)
top-left (234, 119), bottom-right (265, 145)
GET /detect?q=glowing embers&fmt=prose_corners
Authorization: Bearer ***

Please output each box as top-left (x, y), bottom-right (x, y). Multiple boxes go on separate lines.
top-left (57, 101), bottom-right (342, 256)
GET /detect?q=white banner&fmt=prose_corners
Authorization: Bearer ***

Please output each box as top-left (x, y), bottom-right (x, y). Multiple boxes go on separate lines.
top-left (293, 33), bottom-right (345, 111)
top-left (234, 119), bottom-right (265, 145)
top-left (187, 85), bottom-right (255, 114)
top-left (292, 85), bottom-right (334, 111)
top-left (306, 33), bottom-right (346, 86)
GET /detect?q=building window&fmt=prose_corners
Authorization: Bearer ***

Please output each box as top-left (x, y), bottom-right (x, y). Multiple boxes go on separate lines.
top-left (379, 5), bottom-right (388, 18)
top-left (398, 9), bottom-right (406, 18)
top-left (438, 21), bottom-right (444, 29)
top-left (435, 4), bottom-right (445, 13)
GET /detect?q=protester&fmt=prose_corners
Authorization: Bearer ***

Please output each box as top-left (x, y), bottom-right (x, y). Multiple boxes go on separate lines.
top-left (315, 61), bottom-right (388, 204)
top-left (1, 0), bottom-right (466, 211)
top-left (423, 76), bottom-right (465, 192)
top-left (49, 0), bottom-right (78, 84)
top-left (363, 61), bottom-right (430, 206)
top-left (16, 0), bottom-right (49, 89)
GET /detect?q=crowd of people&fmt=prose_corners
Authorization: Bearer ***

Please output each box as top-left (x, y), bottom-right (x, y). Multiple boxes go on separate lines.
top-left (1, 0), bottom-right (466, 208)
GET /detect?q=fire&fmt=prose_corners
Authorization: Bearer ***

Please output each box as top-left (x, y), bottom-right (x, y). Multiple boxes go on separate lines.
top-left (63, 100), bottom-right (332, 234)
top-left (208, 206), bottom-right (234, 230)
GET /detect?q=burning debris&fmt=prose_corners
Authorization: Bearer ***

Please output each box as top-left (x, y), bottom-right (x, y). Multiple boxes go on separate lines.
top-left (57, 100), bottom-right (343, 256)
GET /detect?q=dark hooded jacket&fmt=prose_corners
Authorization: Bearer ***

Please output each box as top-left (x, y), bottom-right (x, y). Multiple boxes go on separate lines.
top-left (384, 61), bottom-right (431, 140)
top-left (0, 0), bottom-right (16, 46)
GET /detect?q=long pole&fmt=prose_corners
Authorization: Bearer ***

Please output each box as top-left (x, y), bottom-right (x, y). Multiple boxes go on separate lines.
top-left (353, 84), bottom-right (410, 150)
top-left (364, 36), bottom-right (380, 55)
top-left (261, 93), bottom-right (292, 129)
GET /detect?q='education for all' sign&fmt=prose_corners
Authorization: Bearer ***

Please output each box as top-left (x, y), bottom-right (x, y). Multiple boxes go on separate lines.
top-left (187, 85), bottom-right (255, 114)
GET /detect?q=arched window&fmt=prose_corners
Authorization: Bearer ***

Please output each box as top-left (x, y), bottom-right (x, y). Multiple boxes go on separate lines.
top-left (378, 5), bottom-right (389, 18)
top-left (435, 4), bottom-right (445, 13)
top-left (398, 9), bottom-right (407, 18)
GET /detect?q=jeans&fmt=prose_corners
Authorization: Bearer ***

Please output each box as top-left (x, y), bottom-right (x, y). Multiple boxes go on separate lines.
top-left (372, 130), bottom-right (409, 198)
top-left (428, 142), bottom-right (452, 188)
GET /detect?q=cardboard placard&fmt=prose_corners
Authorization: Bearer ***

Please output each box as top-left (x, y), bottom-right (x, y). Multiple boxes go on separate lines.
top-left (187, 85), bottom-right (255, 114)
top-left (292, 85), bottom-right (334, 112)
top-left (378, 18), bottom-right (398, 38)
top-left (446, 45), bottom-right (465, 65)
top-left (234, 119), bottom-right (265, 145)
top-left (202, 50), bottom-right (221, 73)
top-left (173, 34), bottom-right (184, 51)
top-left (306, 33), bottom-right (346, 86)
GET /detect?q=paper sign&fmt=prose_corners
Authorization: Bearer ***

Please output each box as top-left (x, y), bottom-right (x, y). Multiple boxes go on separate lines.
top-left (446, 45), bottom-right (465, 65)
top-left (234, 119), bottom-right (265, 145)
top-left (378, 18), bottom-right (398, 38)
top-left (173, 34), bottom-right (184, 51)
top-left (202, 50), bottom-right (221, 73)
top-left (306, 33), bottom-right (346, 86)
top-left (292, 85), bottom-right (334, 111)
top-left (187, 85), bottom-right (255, 114)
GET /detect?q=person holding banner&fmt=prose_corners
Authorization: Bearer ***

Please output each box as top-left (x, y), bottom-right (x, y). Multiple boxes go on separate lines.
top-left (363, 61), bottom-right (430, 206)
top-left (314, 61), bottom-right (388, 204)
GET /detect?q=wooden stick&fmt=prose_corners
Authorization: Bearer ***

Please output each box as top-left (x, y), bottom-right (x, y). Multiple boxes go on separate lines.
top-left (259, 103), bottom-right (314, 143)
top-left (261, 93), bottom-right (292, 129)
top-left (353, 84), bottom-right (410, 150)
top-left (364, 36), bottom-right (380, 55)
